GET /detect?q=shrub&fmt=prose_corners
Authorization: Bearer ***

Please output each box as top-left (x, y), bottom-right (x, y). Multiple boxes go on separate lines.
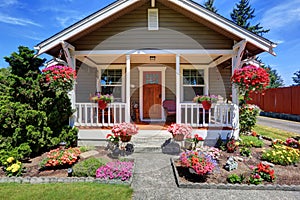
top-left (240, 135), bottom-right (264, 148)
top-left (240, 147), bottom-right (251, 157)
top-left (72, 157), bottom-right (107, 177)
top-left (227, 174), bottom-right (245, 184)
top-left (261, 145), bottom-right (300, 165)
top-left (96, 161), bottom-right (134, 181)
top-left (239, 104), bottom-right (260, 134)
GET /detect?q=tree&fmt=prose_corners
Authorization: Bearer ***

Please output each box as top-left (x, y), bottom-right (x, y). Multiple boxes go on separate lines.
top-left (4, 46), bottom-right (46, 78)
top-left (230, 0), bottom-right (269, 36)
top-left (292, 70), bottom-right (300, 86)
top-left (204, 0), bottom-right (218, 13)
top-left (262, 65), bottom-right (284, 88)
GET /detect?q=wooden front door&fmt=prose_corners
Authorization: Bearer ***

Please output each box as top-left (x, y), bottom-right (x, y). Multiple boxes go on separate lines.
top-left (143, 84), bottom-right (162, 119)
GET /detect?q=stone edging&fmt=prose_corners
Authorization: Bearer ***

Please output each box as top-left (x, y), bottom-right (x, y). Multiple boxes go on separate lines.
top-left (170, 158), bottom-right (300, 191)
top-left (0, 159), bottom-right (135, 185)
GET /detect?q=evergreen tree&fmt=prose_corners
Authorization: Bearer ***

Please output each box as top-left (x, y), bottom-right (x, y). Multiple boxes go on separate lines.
top-left (292, 70), bottom-right (300, 86)
top-left (204, 0), bottom-right (218, 13)
top-left (230, 0), bottom-right (269, 36)
top-left (262, 65), bottom-right (284, 88)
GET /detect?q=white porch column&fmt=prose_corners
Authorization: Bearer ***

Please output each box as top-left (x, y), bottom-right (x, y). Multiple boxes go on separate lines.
top-left (125, 55), bottom-right (131, 122)
top-left (176, 54), bottom-right (181, 124)
top-left (231, 40), bottom-right (246, 138)
top-left (62, 41), bottom-right (76, 127)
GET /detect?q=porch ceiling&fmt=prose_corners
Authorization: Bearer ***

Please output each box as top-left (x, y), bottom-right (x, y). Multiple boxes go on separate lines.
top-left (76, 54), bottom-right (226, 66)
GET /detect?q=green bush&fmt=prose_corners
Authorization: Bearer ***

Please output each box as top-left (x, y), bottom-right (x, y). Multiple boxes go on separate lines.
top-left (227, 174), bottom-right (245, 184)
top-left (240, 147), bottom-right (251, 157)
top-left (239, 104), bottom-right (260, 134)
top-left (72, 158), bottom-right (108, 177)
top-left (240, 135), bottom-right (264, 148)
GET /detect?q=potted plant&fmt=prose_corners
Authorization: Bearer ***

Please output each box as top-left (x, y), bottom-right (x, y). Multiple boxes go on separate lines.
top-left (111, 122), bottom-right (139, 142)
top-left (185, 134), bottom-right (204, 150)
top-left (193, 95), bottom-right (218, 110)
top-left (226, 137), bottom-right (239, 153)
top-left (167, 123), bottom-right (193, 141)
top-left (91, 93), bottom-right (114, 109)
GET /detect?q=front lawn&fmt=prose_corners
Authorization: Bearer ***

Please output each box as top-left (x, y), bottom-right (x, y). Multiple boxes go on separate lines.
top-left (0, 183), bottom-right (133, 200)
top-left (253, 124), bottom-right (298, 141)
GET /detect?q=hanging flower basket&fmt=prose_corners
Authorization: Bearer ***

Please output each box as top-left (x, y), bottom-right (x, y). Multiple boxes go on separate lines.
top-left (120, 135), bottom-right (132, 142)
top-left (201, 100), bottom-right (212, 110)
top-left (98, 100), bottom-right (108, 110)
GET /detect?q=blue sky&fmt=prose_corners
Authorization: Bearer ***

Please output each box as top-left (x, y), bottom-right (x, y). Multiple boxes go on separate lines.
top-left (0, 0), bottom-right (299, 86)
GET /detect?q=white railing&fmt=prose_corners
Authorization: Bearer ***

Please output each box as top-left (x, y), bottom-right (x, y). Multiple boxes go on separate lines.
top-left (75, 103), bottom-right (126, 127)
top-left (179, 103), bottom-right (239, 128)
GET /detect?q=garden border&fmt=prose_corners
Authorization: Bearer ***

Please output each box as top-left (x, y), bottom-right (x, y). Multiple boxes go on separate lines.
top-left (170, 158), bottom-right (300, 191)
top-left (0, 159), bottom-right (135, 185)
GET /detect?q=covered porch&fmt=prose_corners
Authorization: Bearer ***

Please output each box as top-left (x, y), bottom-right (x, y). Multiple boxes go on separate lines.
top-left (73, 48), bottom-right (241, 135)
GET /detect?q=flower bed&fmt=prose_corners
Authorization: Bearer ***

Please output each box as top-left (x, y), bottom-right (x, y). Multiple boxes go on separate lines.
top-left (171, 138), bottom-right (300, 190)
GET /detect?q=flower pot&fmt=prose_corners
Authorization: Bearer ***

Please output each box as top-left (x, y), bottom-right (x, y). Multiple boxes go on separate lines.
top-left (201, 101), bottom-right (211, 110)
top-left (173, 134), bottom-right (184, 141)
top-left (98, 100), bottom-right (108, 110)
top-left (184, 140), bottom-right (193, 150)
top-left (195, 141), bottom-right (204, 148)
top-left (120, 135), bottom-right (132, 142)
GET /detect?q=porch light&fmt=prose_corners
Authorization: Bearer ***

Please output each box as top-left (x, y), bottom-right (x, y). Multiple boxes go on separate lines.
top-left (150, 56), bottom-right (156, 61)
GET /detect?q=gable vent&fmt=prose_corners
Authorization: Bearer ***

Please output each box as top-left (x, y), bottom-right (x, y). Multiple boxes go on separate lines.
top-left (148, 8), bottom-right (159, 30)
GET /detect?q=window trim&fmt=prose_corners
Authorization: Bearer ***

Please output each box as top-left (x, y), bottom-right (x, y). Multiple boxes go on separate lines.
top-left (97, 65), bottom-right (125, 102)
top-left (180, 65), bottom-right (209, 102)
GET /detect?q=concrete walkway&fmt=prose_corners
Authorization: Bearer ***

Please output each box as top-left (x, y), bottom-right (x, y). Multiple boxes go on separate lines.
top-left (257, 116), bottom-right (300, 134)
top-left (129, 152), bottom-right (300, 200)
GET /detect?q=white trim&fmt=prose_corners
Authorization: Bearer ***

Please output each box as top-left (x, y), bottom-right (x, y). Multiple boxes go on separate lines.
top-left (125, 55), bottom-right (131, 122)
top-left (180, 65), bottom-right (209, 102)
top-left (35, 0), bottom-right (140, 55)
top-left (176, 54), bottom-right (181, 124)
top-left (74, 49), bottom-right (234, 56)
top-left (151, 0), bottom-right (155, 7)
top-left (138, 66), bottom-right (166, 121)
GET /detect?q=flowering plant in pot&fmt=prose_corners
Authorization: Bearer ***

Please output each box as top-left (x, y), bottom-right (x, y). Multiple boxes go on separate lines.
top-left (193, 95), bottom-right (218, 110)
top-left (179, 151), bottom-right (217, 177)
top-left (167, 123), bottom-right (193, 141)
top-left (112, 122), bottom-right (139, 142)
top-left (185, 134), bottom-right (204, 149)
top-left (91, 93), bottom-right (114, 109)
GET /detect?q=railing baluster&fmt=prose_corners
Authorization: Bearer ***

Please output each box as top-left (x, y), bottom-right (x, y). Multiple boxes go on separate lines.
top-left (191, 104), bottom-right (194, 127)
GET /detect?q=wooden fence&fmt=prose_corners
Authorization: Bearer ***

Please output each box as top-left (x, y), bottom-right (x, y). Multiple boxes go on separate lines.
top-left (248, 86), bottom-right (300, 115)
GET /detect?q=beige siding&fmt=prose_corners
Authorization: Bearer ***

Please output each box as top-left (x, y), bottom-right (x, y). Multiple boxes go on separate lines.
top-left (209, 66), bottom-right (232, 101)
top-left (165, 64), bottom-right (176, 100)
top-left (73, 2), bottom-right (233, 50)
top-left (76, 65), bottom-right (97, 103)
top-left (130, 65), bottom-right (140, 103)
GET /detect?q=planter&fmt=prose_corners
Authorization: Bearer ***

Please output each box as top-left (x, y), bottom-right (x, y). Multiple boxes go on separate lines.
top-left (184, 140), bottom-right (193, 150)
top-left (201, 100), bottom-right (212, 110)
top-left (195, 141), bottom-right (204, 148)
top-left (98, 100), bottom-right (108, 110)
top-left (173, 134), bottom-right (185, 141)
top-left (120, 135), bottom-right (132, 142)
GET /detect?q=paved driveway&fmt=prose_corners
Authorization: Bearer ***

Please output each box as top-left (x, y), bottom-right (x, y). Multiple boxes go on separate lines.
top-left (257, 116), bottom-right (300, 134)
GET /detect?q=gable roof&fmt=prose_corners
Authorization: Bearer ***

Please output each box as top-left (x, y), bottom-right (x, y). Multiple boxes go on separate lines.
top-left (35, 0), bottom-right (276, 56)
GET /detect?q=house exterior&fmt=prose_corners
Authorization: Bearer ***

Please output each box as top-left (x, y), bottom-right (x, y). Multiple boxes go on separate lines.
top-left (35, 0), bottom-right (276, 141)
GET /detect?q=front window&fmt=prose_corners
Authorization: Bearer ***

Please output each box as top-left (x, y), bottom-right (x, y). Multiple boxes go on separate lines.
top-left (100, 69), bottom-right (123, 102)
top-left (182, 69), bottom-right (205, 102)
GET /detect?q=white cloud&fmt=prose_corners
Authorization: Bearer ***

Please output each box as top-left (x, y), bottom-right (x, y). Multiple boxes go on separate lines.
top-left (0, 0), bottom-right (19, 7)
top-left (0, 14), bottom-right (41, 27)
top-left (261, 0), bottom-right (300, 29)
top-left (56, 15), bottom-right (84, 28)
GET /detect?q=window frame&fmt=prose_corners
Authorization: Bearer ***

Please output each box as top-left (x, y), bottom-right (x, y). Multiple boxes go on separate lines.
top-left (180, 65), bottom-right (209, 102)
top-left (97, 66), bottom-right (125, 103)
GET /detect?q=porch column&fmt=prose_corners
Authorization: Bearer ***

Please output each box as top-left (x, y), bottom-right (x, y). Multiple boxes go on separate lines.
top-left (61, 41), bottom-right (76, 127)
top-left (176, 54), bottom-right (181, 124)
top-left (231, 40), bottom-right (246, 138)
top-left (125, 55), bottom-right (131, 123)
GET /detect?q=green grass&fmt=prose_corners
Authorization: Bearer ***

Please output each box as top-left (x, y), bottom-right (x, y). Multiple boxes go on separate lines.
top-left (253, 124), bottom-right (298, 141)
top-left (0, 183), bottom-right (133, 200)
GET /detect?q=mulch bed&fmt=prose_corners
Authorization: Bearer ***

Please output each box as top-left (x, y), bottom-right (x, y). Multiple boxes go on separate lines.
top-left (175, 139), bottom-right (300, 185)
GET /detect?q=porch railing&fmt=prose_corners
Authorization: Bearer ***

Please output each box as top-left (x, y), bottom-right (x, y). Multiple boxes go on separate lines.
top-left (75, 103), bottom-right (126, 127)
top-left (179, 103), bottom-right (239, 128)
